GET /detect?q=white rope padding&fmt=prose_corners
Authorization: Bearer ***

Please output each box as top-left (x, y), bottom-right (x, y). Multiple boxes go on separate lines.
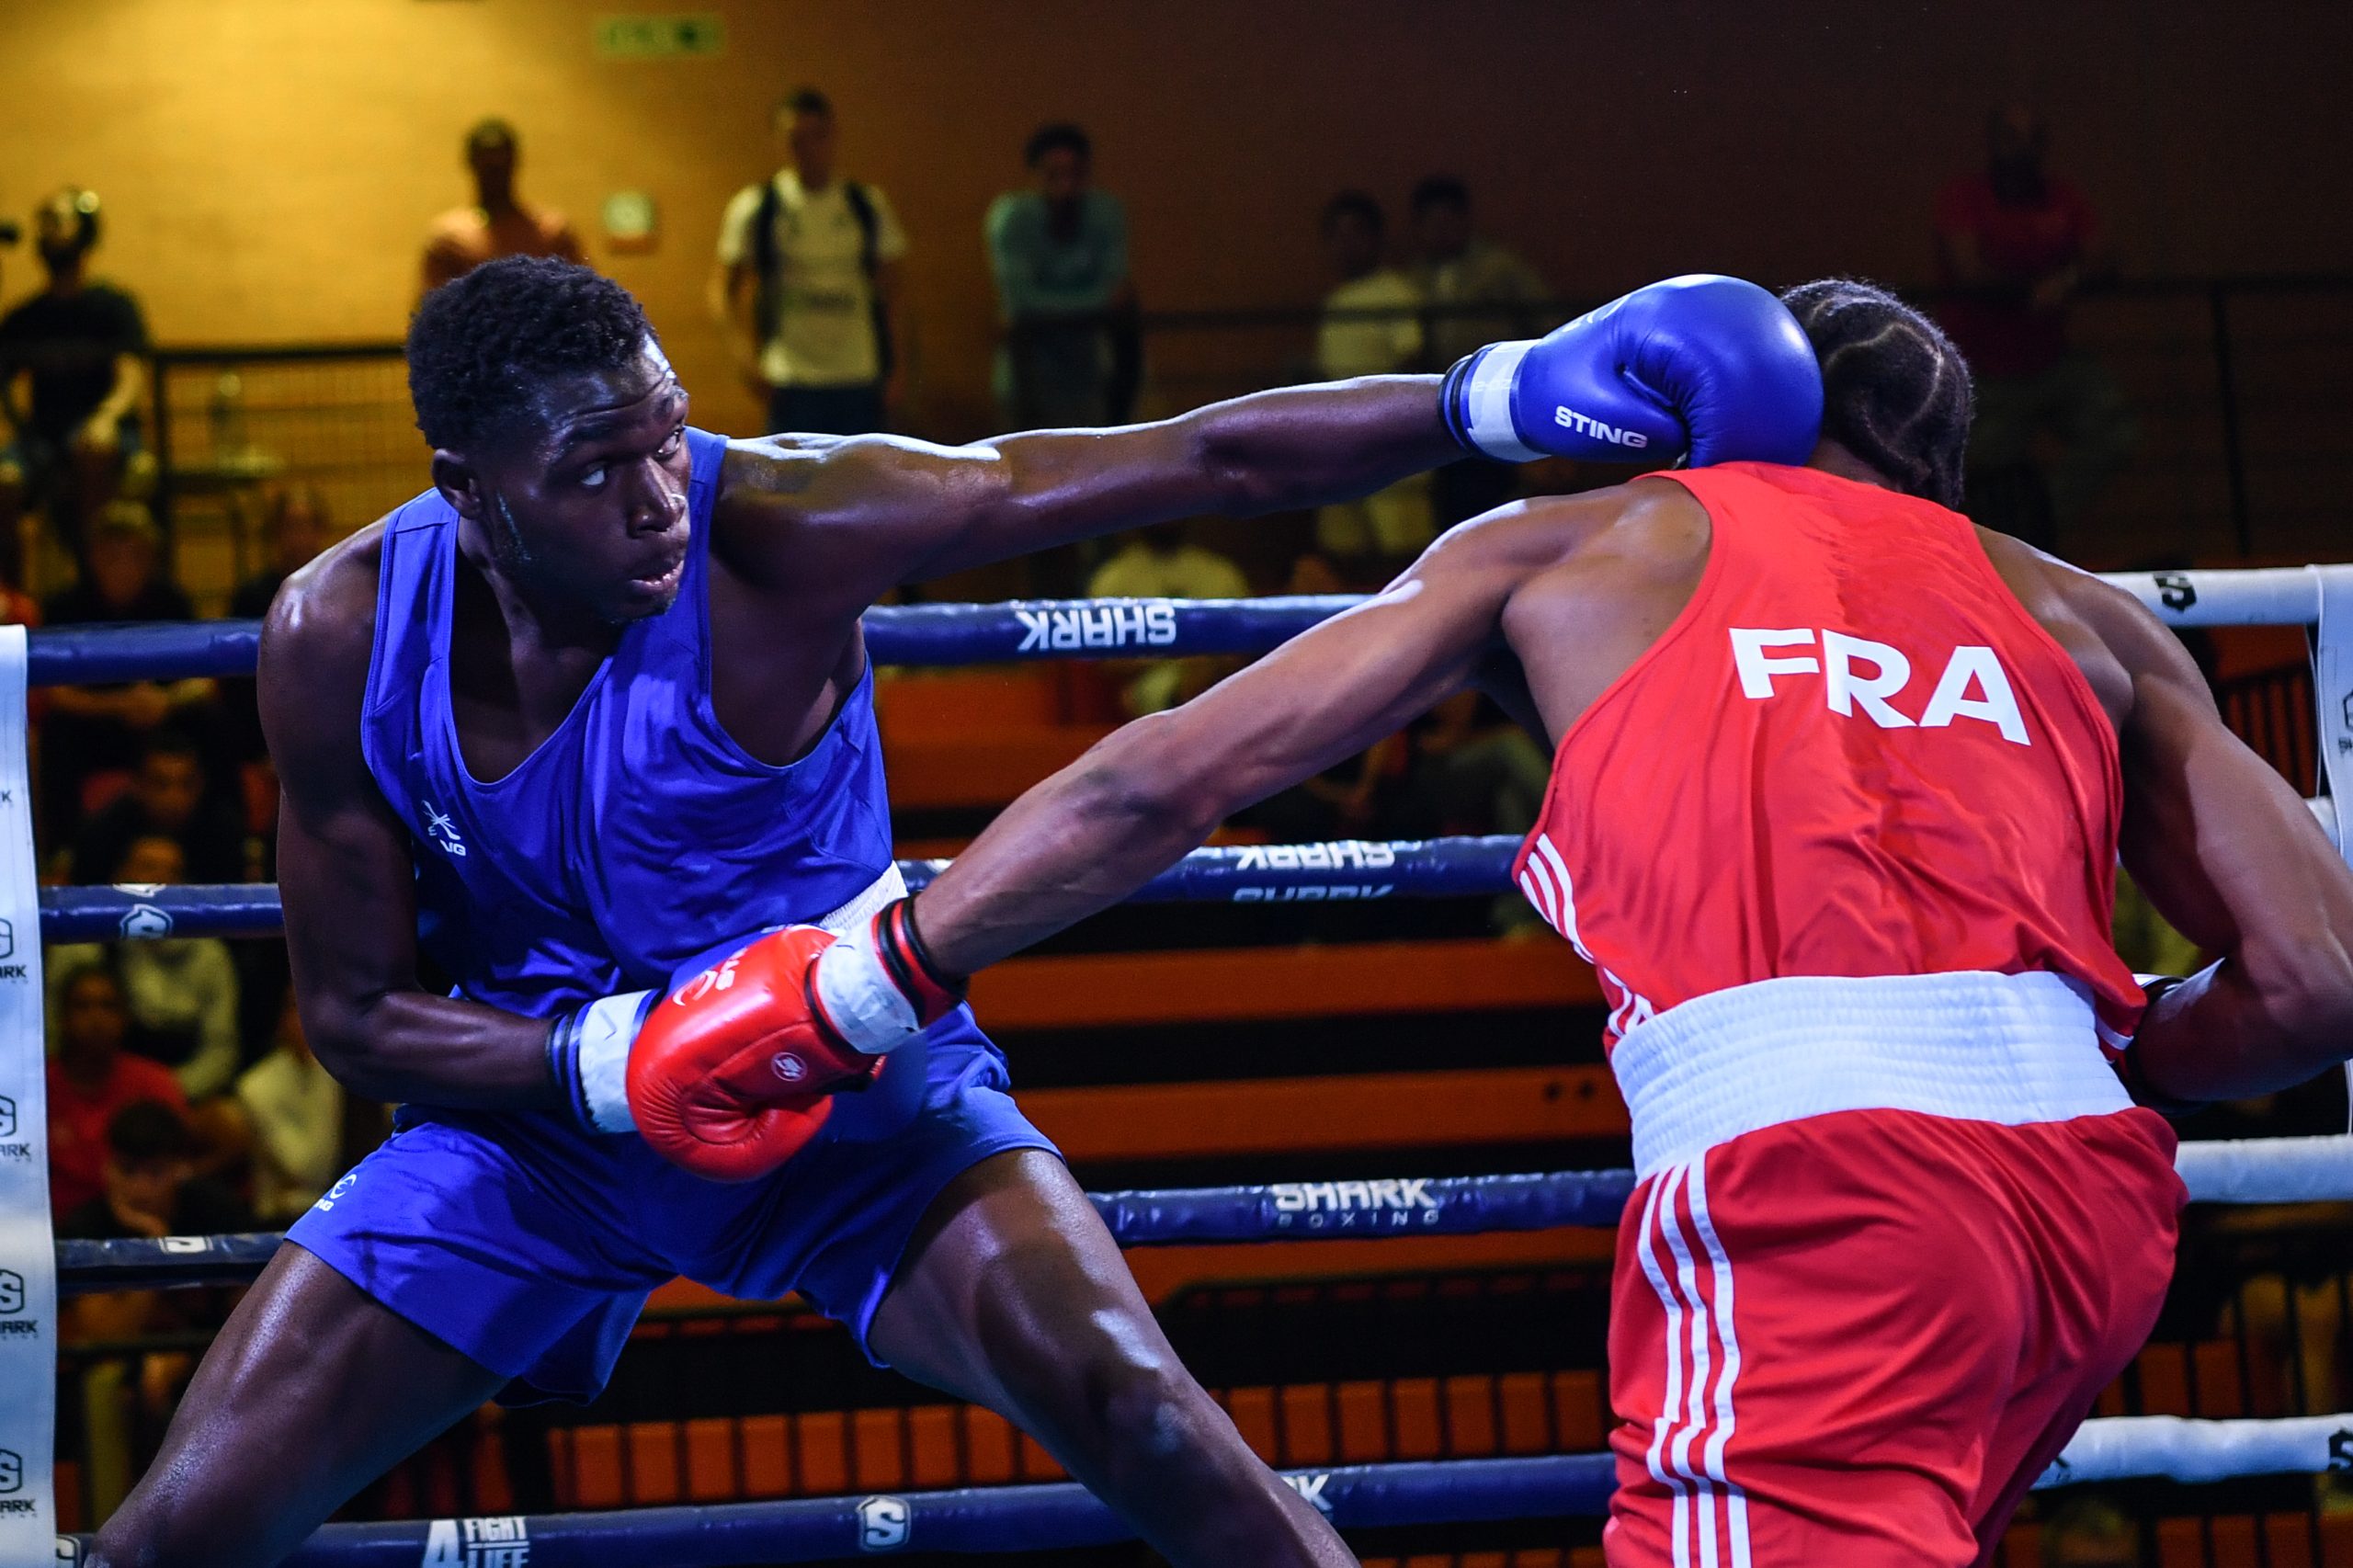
top-left (2041, 1413), bottom-right (2353, 1488)
top-left (2104, 565), bottom-right (2328, 628)
top-left (0, 625), bottom-right (54, 1551)
top-left (2178, 1135), bottom-right (2353, 1203)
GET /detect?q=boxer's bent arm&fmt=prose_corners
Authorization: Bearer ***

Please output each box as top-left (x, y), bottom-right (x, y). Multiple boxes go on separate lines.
top-left (915, 517), bottom-right (1535, 973)
top-left (259, 552), bottom-right (566, 1111)
top-left (2085, 580), bottom-right (2353, 1100)
top-left (719, 376), bottom-right (1457, 592)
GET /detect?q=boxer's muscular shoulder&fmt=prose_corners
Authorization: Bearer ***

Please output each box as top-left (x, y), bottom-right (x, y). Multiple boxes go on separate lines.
top-left (711, 430), bottom-right (995, 599)
top-left (1497, 478), bottom-right (1712, 632)
top-left (1972, 524), bottom-right (2139, 729)
top-left (256, 520), bottom-right (387, 784)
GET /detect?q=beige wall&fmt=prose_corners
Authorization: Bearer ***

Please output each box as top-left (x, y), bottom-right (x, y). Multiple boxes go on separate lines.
top-left (2, 0), bottom-right (2348, 438)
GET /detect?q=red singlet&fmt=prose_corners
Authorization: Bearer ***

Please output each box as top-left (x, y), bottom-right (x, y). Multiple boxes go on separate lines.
top-left (1512, 461), bottom-right (2144, 1048)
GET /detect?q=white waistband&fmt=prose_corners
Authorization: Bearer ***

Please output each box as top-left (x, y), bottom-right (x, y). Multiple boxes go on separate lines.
top-left (1610, 971), bottom-right (2132, 1180)
top-left (813, 863), bottom-right (908, 936)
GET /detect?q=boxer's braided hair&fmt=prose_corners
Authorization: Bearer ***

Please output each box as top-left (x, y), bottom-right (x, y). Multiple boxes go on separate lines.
top-left (408, 256), bottom-right (656, 452)
top-left (1779, 278), bottom-right (1972, 511)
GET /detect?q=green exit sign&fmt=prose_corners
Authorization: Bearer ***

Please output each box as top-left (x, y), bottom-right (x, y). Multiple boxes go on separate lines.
top-left (595, 14), bottom-right (727, 59)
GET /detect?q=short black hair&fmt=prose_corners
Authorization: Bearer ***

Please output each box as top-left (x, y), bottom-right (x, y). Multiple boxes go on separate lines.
top-left (1322, 190), bottom-right (1385, 237)
top-left (407, 256), bottom-right (656, 452)
top-left (1025, 122), bottom-right (1091, 167)
top-left (779, 86), bottom-right (833, 120)
top-left (134, 726), bottom-right (202, 767)
top-left (1779, 278), bottom-right (1972, 510)
top-left (107, 1099), bottom-right (196, 1165)
top-left (465, 118), bottom-right (517, 157)
top-left (1409, 176), bottom-right (1470, 217)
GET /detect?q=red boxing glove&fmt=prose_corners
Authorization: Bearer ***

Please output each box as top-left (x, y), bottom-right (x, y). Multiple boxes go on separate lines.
top-left (627, 926), bottom-right (883, 1182)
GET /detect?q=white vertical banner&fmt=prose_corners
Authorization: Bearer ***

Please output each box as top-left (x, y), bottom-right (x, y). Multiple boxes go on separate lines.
top-left (0, 624), bottom-right (54, 1562)
top-left (2312, 567), bottom-right (2353, 1132)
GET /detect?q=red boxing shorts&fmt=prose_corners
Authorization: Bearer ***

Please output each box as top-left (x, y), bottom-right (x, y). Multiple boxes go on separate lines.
top-left (1597, 974), bottom-right (2187, 1568)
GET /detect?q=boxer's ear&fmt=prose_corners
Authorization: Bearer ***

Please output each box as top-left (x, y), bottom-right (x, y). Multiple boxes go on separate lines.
top-left (431, 451), bottom-right (485, 521)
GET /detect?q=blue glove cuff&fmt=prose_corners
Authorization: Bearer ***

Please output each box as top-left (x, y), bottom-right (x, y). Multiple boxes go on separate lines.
top-left (1442, 342), bottom-right (1545, 463)
top-left (547, 990), bottom-right (658, 1135)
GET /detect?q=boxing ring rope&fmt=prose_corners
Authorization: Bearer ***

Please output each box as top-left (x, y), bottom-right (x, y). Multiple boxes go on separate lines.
top-left (24, 562), bottom-right (2353, 1561)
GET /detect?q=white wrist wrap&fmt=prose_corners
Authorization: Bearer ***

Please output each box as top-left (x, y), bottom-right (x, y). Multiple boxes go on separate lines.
top-left (577, 989), bottom-right (654, 1134)
top-left (813, 934), bottom-right (923, 1055)
top-left (1462, 340), bottom-right (1545, 462)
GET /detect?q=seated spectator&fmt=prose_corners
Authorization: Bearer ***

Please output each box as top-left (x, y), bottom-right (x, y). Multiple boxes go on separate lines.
top-left (987, 122), bottom-right (1134, 428)
top-left (1408, 176), bottom-right (1551, 528)
top-left (1087, 522), bottom-right (1249, 715)
top-left (53, 1098), bottom-right (250, 1243)
top-left (222, 994), bottom-right (346, 1224)
top-left (46, 961), bottom-right (184, 1217)
top-left (1397, 691), bottom-right (1553, 933)
top-left (0, 187), bottom-right (153, 564)
top-left (1934, 105), bottom-right (2134, 552)
top-left (1313, 192), bottom-right (1433, 574)
top-left (421, 119), bottom-right (583, 295)
top-left (68, 729), bottom-right (247, 887)
top-left (40, 501), bottom-right (216, 840)
top-left (228, 482), bottom-right (327, 620)
top-left (52, 836), bottom-right (242, 1100)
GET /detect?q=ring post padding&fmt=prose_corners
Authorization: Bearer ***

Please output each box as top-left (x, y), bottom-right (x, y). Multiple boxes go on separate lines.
top-left (2313, 567), bottom-right (2353, 1129)
top-left (0, 625), bottom-right (56, 1553)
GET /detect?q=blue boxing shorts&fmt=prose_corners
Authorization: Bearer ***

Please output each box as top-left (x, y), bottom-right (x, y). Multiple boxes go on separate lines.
top-left (288, 1009), bottom-right (1056, 1404)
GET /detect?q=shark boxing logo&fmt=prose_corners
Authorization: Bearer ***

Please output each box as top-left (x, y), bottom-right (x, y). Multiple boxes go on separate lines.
top-left (0, 1094), bottom-right (25, 1162)
top-left (0, 916), bottom-right (20, 981)
top-left (2332, 1429), bottom-right (2353, 1473)
top-left (1014, 600), bottom-right (1178, 654)
top-left (420, 1516), bottom-right (529, 1567)
top-left (857, 1494), bottom-right (911, 1551)
top-left (0, 1094), bottom-right (14, 1137)
top-left (0, 1448), bottom-right (25, 1516)
top-left (1282, 1472), bottom-right (1333, 1515)
top-left (0, 1267), bottom-right (34, 1340)
top-left (116, 889), bottom-right (173, 939)
top-left (1231, 841), bottom-right (1397, 903)
top-left (1270, 1177), bottom-right (1443, 1233)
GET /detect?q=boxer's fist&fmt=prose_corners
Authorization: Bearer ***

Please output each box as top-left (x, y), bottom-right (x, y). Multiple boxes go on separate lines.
top-left (627, 927), bottom-right (881, 1182)
top-left (1443, 274), bottom-right (1823, 469)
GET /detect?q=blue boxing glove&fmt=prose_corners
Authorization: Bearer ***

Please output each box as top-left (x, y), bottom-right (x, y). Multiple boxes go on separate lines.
top-left (1442, 274), bottom-right (1823, 468)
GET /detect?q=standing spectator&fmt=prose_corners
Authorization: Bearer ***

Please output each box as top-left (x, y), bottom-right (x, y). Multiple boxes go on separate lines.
top-left (420, 119), bottom-right (584, 295)
top-left (67, 729), bottom-right (247, 887)
top-left (716, 87), bottom-right (906, 437)
top-left (225, 996), bottom-right (346, 1224)
top-left (46, 962), bottom-right (185, 1217)
top-left (1934, 104), bottom-right (2134, 551)
top-left (0, 187), bottom-right (153, 562)
top-left (1313, 192), bottom-right (1433, 574)
top-left (1409, 176), bottom-right (1552, 527)
top-left (53, 836), bottom-right (243, 1101)
top-left (40, 502), bottom-right (216, 840)
top-left (1086, 522), bottom-right (1251, 715)
top-left (986, 122), bottom-right (1134, 428)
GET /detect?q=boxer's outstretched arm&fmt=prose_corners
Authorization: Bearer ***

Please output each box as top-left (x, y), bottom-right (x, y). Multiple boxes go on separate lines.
top-left (913, 514), bottom-right (1542, 974)
top-left (718, 375), bottom-right (1457, 590)
top-left (259, 541), bottom-right (568, 1110)
top-left (2075, 577), bottom-right (2353, 1101)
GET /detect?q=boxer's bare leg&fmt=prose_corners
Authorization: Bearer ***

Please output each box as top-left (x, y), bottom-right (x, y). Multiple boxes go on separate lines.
top-left (89, 1244), bottom-right (506, 1568)
top-left (868, 1150), bottom-right (1354, 1567)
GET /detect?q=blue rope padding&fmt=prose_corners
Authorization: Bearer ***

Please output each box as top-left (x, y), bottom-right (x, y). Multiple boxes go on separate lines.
top-left (38, 837), bottom-right (1525, 942)
top-left (23, 599), bottom-right (1365, 687)
top-left (18, 567), bottom-right (2325, 685)
top-left (51, 1455), bottom-right (1615, 1565)
top-left (56, 1169), bottom-right (1637, 1294)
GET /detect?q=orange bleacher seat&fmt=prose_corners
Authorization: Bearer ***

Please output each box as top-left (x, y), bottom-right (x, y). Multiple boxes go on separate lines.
top-left (1445, 1374), bottom-right (1500, 1457)
top-left (1017, 1430), bottom-right (1064, 1481)
top-left (1226, 1385), bottom-right (1279, 1463)
top-left (1550, 1369), bottom-right (1608, 1452)
top-left (741, 1414), bottom-right (791, 1497)
top-left (1393, 1377), bottom-right (1445, 1460)
top-left (1281, 1383), bottom-right (1336, 1465)
top-left (626, 1421), bottom-right (681, 1504)
top-left (470, 1418), bottom-right (514, 1512)
top-left (796, 1411), bottom-right (851, 1496)
top-left (2137, 1341), bottom-right (2193, 1416)
top-left (852, 1407), bottom-right (905, 1490)
top-left (1338, 1379), bottom-right (1390, 1462)
top-left (1499, 1371), bottom-right (1552, 1454)
top-left (686, 1416), bottom-right (735, 1502)
top-left (909, 1403), bottom-right (962, 1488)
top-left (1566, 1549), bottom-right (1604, 1568)
top-left (563, 1425), bottom-right (625, 1509)
top-left (54, 1460), bottom-right (82, 1532)
top-left (964, 1407), bottom-right (1017, 1484)
top-left (2190, 1339), bottom-right (2247, 1416)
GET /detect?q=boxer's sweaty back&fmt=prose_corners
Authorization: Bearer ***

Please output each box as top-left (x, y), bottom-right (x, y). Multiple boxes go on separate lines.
top-left (1513, 461), bottom-right (2143, 1047)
